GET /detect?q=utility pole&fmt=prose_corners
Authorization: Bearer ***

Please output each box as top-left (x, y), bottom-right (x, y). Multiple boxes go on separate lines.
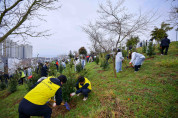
top-left (176, 27), bottom-right (178, 42)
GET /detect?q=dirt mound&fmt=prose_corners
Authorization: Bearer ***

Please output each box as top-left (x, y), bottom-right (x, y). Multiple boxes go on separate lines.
top-left (51, 100), bottom-right (77, 118)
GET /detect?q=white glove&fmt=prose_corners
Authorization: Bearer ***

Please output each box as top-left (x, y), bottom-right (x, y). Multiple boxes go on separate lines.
top-left (70, 92), bottom-right (76, 96)
top-left (52, 103), bottom-right (56, 107)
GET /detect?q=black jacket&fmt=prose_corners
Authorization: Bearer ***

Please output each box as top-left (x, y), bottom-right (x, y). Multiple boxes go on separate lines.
top-left (160, 38), bottom-right (170, 47)
top-left (41, 65), bottom-right (48, 77)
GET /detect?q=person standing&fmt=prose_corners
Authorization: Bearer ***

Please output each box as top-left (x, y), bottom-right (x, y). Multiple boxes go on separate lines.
top-left (129, 52), bottom-right (145, 72)
top-left (160, 35), bottom-right (170, 55)
top-left (115, 49), bottom-right (124, 73)
top-left (41, 62), bottom-right (49, 77)
top-left (18, 68), bottom-right (26, 85)
top-left (81, 56), bottom-right (86, 69)
top-left (18, 75), bottom-right (67, 118)
top-left (56, 60), bottom-right (59, 71)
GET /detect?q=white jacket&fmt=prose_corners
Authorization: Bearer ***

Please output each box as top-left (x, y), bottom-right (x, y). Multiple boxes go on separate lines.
top-left (115, 52), bottom-right (124, 62)
top-left (130, 52), bottom-right (145, 64)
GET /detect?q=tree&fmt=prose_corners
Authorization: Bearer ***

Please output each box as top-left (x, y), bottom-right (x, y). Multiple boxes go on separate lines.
top-left (78, 47), bottom-right (87, 56)
top-left (150, 22), bottom-right (173, 43)
top-left (167, 0), bottom-right (178, 27)
top-left (68, 50), bottom-right (74, 59)
top-left (0, 0), bottom-right (60, 43)
top-left (95, 0), bottom-right (157, 77)
top-left (82, 22), bottom-right (115, 54)
top-left (126, 36), bottom-right (140, 49)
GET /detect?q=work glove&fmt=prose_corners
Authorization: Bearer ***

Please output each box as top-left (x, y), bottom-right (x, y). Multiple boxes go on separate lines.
top-left (52, 103), bottom-right (56, 107)
top-left (129, 62), bottom-right (132, 64)
top-left (70, 92), bottom-right (76, 96)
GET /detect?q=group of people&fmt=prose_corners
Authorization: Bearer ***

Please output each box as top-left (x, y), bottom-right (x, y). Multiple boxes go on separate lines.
top-left (18, 75), bottom-right (92, 118)
top-left (115, 35), bottom-right (171, 73)
top-left (115, 49), bottom-right (145, 73)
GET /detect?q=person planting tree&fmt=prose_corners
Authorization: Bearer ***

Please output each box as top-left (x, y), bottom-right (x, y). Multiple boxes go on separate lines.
top-left (129, 52), bottom-right (145, 72)
top-left (18, 75), bottom-right (67, 118)
top-left (70, 76), bottom-right (92, 101)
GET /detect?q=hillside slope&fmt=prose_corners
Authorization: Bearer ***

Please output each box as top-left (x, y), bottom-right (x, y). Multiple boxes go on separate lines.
top-left (0, 42), bottom-right (177, 118)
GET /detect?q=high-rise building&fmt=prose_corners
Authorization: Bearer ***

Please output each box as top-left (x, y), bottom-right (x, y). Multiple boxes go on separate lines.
top-left (0, 42), bottom-right (2, 56)
top-left (24, 44), bottom-right (33, 58)
top-left (18, 44), bottom-right (24, 59)
top-left (3, 39), bottom-right (11, 57)
top-left (1, 39), bottom-right (32, 59)
top-left (15, 44), bottom-right (19, 58)
top-left (10, 41), bottom-right (16, 58)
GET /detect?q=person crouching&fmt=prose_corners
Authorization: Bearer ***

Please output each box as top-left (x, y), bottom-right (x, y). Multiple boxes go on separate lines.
top-left (70, 76), bottom-right (92, 101)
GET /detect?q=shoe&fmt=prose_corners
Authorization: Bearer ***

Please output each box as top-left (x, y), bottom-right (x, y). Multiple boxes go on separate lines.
top-left (161, 54), bottom-right (163, 55)
top-left (83, 97), bottom-right (88, 101)
top-left (77, 93), bottom-right (82, 96)
top-left (134, 71), bottom-right (137, 72)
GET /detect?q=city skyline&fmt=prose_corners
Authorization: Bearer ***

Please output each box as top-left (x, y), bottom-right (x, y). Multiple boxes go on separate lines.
top-left (0, 39), bottom-right (33, 59)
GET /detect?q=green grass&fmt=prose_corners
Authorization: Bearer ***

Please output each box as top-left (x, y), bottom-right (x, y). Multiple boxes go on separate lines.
top-left (0, 42), bottom-right (178, 118)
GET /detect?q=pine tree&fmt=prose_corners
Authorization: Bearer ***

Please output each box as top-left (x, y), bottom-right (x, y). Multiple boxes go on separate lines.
top-left (146, 42), bottom-right (155, 57)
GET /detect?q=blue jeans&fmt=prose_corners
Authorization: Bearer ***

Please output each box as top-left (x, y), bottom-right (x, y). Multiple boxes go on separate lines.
top-left (115, 61), bottom-right (122, 73)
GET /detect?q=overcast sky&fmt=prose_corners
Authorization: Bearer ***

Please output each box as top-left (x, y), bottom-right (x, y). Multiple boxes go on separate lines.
top-left (27, 0), bottom-right (177, 57)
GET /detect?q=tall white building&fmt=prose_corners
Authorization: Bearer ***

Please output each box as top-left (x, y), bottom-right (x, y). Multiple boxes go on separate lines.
top-left (3, 39), bottom-right (11, 57)
top-left (10, 41), bottom-right (16, 58)
top-left (0, 42), bottom-right (2, 56)
top-left (18, 44), bottom-right (24, 59)
top-left (24, 44), bottom-right (33, 58)
top-left (1, 39), bottom-right (33, 59)
top-left (15, 44), bottom-right (19, 58)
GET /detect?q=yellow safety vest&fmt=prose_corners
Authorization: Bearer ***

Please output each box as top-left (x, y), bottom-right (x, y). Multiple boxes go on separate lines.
top-left (24, 77), bottom-right (60, 105)
top-left (79, 78), bottom-right (92, 90)
top-left (20, 70), bottom-right (25, 78)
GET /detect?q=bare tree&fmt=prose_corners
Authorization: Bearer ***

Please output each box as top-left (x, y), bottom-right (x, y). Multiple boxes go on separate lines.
top-left (96, 0), bottom-right (157, 77)
top-left (0, 0), bottom-right (60, 43)
top-left (82, 22), bottom-right (115, 54)
top-left (168, 2), bottom-right (178, 27)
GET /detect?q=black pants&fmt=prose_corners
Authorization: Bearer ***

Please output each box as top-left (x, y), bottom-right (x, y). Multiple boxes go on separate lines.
top-left (161, 46), bottom-right (169, 55)
top-left (18, 77), bottom-right (25, 85)
top-left (135, 65), bottom-right (141, 71)
top-left (18, 98), bottom-right (52, 118)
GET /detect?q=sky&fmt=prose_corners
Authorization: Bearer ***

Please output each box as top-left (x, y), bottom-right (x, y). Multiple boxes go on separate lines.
top-left (27, 0), bottom-right (177, 58)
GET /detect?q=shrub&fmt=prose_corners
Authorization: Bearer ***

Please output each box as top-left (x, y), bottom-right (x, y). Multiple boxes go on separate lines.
top-left (69, 58), bottom-right (74, 69)
top-left (146, 42), bottom-right (155, 57)
top-left (26, 72), bottom-right (40, 91)
top-left (76, 64), bottom-right (83, 73)
top-left (8, 73), bottom-right (19, 93)
top-left (100, 59), bottom-right (109, 70)
top-left (62, 77), bottom-right (76, 102)
top-left (0, 82), bottom-right (6, 90)
top-left (8, 78), bottom-right (18, 93)
top-left (59, 64), bottom-right (64, 74)
top-left (95, 56), bottom-right (99, 65)
top-left (78, 69), bottom-right (88, 77)
top-left (142, 43), bottom-right (146, 53)
top-left (122, 50), bottom-right (127, 57)
top-left (48, 63), bottom-right (57, 76)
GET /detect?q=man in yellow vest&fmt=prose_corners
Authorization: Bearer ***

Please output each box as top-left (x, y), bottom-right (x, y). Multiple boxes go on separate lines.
top-left (18, 68), bottom-right (26, 85)
top-left (70, 76), bottom-right (92, 101)
top-left (18, 75), bottom-right (67, 118)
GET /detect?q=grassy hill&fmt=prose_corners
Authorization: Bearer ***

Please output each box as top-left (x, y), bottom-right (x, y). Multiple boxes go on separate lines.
top-left (0, 42), bottom-right (177, 118)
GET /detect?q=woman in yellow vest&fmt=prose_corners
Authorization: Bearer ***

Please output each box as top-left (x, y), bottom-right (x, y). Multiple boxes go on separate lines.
top-left (70, 76), bottom-right (91, 101)
top-left (18, 75), bottom-right (67, 118)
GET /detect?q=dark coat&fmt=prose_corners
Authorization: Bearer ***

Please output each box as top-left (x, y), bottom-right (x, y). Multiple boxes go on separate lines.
top-left (160, 38), bottom-right (170, 47)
